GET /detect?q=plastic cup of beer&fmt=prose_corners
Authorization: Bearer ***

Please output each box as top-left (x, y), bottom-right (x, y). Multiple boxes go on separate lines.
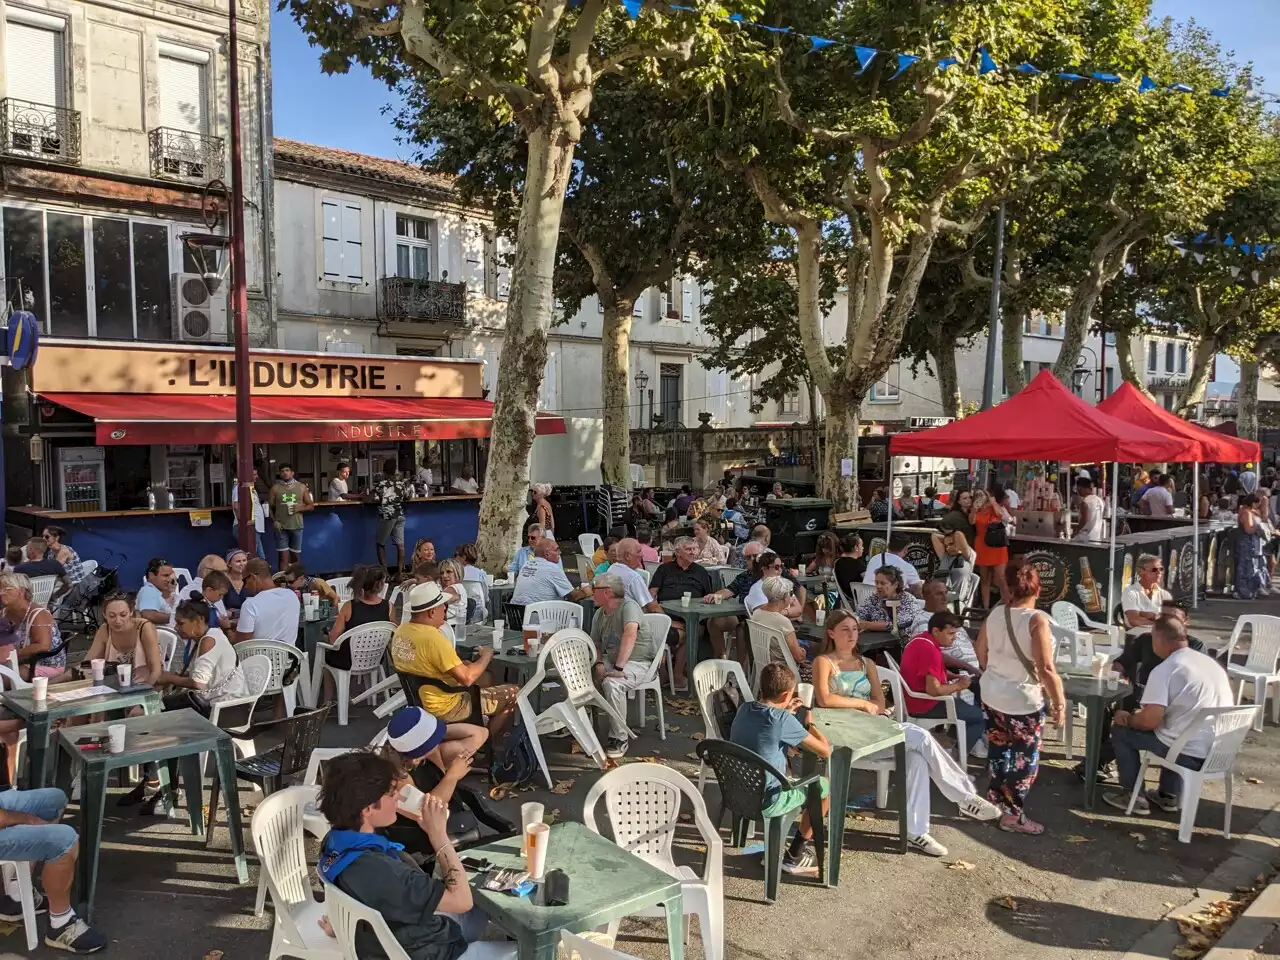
top-left (796, 682), bottom-right (814, 708)
top-left (31, 676), bottom-right (47, 701)
top-left (1091, 652), bottom-right (1108, 679)
top-left (117, 664), bottom-right (132, 686)
top-left (525, 822), bottom-right (550, 880)
top-left (521, 802), bottom-right (545, 848)
top-left (681, 592), bottom-right (692, 608)
top-left (90, 659), bottom-right (105, 682)
top-left (107, 723), bottom-right (126, 754)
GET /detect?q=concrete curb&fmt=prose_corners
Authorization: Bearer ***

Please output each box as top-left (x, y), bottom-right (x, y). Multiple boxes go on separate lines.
top-left (1201, 879), bottom-right (1280, 959)
top-left (1122, 805), bottom-right (1280, 960)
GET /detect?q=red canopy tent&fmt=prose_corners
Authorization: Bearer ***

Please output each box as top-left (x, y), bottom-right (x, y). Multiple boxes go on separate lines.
top-left (1096, 382), bottom-right (1259, 463)
top-left (889, 370), bottom-right (1196, 462)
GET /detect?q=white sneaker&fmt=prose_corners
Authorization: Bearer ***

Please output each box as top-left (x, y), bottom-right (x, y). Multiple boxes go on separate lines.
top-left (960, 794), bottom-right (1002, 821)
top-left (970, 739), bottom-right (989, 759)
top-left (908, 833), bottom-right (948, 857)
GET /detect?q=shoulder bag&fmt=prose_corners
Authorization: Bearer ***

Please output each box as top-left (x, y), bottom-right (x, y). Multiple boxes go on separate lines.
top-left (984, 509), bottom-right (1008, 548)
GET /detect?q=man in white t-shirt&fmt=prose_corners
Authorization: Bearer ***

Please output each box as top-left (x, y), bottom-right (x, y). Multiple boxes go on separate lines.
top-left (1121, 554), bottom-right (1172, 637)
top-left (327, 462), bottom-right (352, 501)
top-left (511, 538), bottom-right (590, 606)
top-left (451, 465), bottom-right (480, 495)
top-left (612, 539), bottom-right (661, 610)
top-left (1140, 475), bottom-right (1176, 517)
top-left (1103, 615), bottom-right (1233, 814)
top-left (1074, 477), bottom-right (1106, 541)
top-left (863, 537), bottom-right (923, 596)
top-left (415, 459), bottom-right (434, 492)
top-left (232, 558), bottom-right (301, 647)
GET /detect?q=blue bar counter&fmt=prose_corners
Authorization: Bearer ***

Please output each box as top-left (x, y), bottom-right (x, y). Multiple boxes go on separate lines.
top-left (7, 496), bottom-right (481, 586)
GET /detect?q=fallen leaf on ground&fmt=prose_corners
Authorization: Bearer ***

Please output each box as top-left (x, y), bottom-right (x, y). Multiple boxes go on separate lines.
top-left (1096, 938), bottom-right (1110, 947)
top-left (946, 860), bottom-right (976, 871)
top-left (1173, 947), bottom-right (1201, 959)
top-left (995, 896), bottom-right (1018, 910)
top-left (489, 785), bottom-right (514, 801)
top-left (691, 732), bottom-right (705, 741)
top-left (569, 742), bottom-right (582, 755)
top-left (1130, 832), bottom-right (1145, 841)
top-left (1062, 835), bottom-right (1091, 843)
top-left (203, 952), bottom-right (224, 960)
top-left (685, 752), bottom-right (701, 762)
top-left (1162, 902), bottom-right (1176, 910)
top-left (551, 780), bottom-right (575, 795)
top-left (666, 724), bottom-right (681, 733)
top-left (691, 844), bottom-right (707, 853)
top-left (1005, 865), bottom-right (1018, 873)
top-left (0, 920), bottom-right (19, 936)
top-left (1246, 777), bottom-right (1263, 784)
top-left (546, 808), bottom-right (562, 824)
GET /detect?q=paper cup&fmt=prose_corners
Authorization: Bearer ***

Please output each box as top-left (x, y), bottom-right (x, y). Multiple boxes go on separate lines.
top-left (107, 723), bottom-right (126, 754)
top-left (796, 682), bottom-right (814, 707)
top-left (31, 676), bottom-right (47, 701)
top-left (815, 609), bottom-right (826, 626)
top-left (521, 802), bottom-right (544, 840)
top-left (1091, 652), bottom-right (1108, 678)
top-left (681, 592), bottom-right (691, 608)
top-left (117, 664), bottom-right (132, 687)
top-left (495, 619), bottom-right (505, 633)
top-left (90, 659), bottom-right (105, 682)
top-left (524, 822), bottom-right (550, 880)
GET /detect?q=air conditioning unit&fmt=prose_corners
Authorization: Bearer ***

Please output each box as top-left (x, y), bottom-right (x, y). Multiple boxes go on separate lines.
top-left (171, 273), bottom-right (228, 342)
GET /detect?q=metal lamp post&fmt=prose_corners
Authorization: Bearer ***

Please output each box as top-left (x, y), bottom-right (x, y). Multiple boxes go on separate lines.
top-left (635, 370), bottom-right (650, 429)
top-left (227, 0), bottom-right (254, 552)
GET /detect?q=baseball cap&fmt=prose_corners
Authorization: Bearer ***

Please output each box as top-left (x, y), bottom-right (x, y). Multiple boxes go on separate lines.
top-left (407, 581), bottom-right (451, 613)
top-left (387, 707), bottom-right (447, 759)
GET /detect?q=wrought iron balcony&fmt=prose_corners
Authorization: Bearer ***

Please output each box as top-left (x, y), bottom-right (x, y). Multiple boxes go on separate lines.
top-left (149, 126), bottom-right (225, 182)
top-left (0, 99), bottom-right (80, 164)
top-left (380, 277), bottom-right (467, 324)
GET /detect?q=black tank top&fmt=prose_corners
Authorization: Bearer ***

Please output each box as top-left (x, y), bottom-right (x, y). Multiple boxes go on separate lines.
top-left (348, 596), bottom-right (391, 629)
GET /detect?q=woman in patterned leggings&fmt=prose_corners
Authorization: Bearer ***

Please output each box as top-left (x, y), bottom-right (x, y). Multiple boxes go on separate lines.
top-left (973, 563), bottom-right (1066, 835)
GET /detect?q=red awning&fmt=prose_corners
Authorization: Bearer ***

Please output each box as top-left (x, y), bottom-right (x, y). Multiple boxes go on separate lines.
top-left (39, 393), bottom-right (566, 445)
top-left (1096, 383), bottom-right (1259, 463)
top-left (889, 370), bottom-right (1197, 463)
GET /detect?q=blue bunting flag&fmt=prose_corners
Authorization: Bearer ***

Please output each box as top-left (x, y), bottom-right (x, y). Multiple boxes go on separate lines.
top-left (979, 47), bottom-right (999, 75)
top-left (854, 45), bottom-right (878, 74)
top-left (889, 53), bottom-right (919, 80)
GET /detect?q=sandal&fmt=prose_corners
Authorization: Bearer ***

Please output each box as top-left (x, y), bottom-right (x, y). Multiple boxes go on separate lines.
top-left (998, 814), bottom-right (1044, 835)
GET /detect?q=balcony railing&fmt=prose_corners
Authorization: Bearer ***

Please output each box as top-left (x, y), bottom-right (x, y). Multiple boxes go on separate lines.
top-left (149, 126), bottom-right (225, 182)
top-left (0, 98), bottom-right (80, 164)
top-left (380, 277), bottom-right (467, 324)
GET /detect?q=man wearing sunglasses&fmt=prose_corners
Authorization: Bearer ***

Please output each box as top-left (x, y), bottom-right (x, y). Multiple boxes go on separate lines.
top-left (1121, 554), bottom-right (1172, 639)
top-left (507, 524), bottom-right (543, 578)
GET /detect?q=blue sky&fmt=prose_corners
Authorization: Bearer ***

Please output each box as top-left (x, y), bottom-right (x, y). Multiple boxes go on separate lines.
top-left (271, 1), bottom-right (1280, 161)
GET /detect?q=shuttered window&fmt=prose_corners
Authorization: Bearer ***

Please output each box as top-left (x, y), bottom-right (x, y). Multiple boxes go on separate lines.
top-left (5, 19), bottom-right (64, 106)
top-left (321, 198), bottom-right (363, 283)
top-left (159, 54), bottom-right (207, 133)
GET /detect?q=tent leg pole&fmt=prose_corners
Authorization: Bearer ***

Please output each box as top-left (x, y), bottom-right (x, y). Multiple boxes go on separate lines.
top-left (1193, 465), bottom-right (1200, 610)
top-left (1109, 465), bottom-right (1119, 622)
top-left (886, 459), bottom-right (895, 549)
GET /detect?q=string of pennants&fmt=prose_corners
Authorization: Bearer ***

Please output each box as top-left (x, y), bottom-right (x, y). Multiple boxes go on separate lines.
top-left (1166, 234), bottom-right (1277, 284)
top-left (620, 0), bottom-right (1241, 97)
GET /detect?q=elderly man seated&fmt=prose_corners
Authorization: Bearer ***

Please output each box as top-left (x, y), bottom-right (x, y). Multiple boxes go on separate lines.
top-left (1122, 554), bottom-right (1172, 638)
top-left (649, 537), bottom-right (715, 692)
top-left (1103, 615), bottom-right (1233, 815)
top-left (510, 538), bottom-right (591, 607)
top-left (590, 573), bottom-right (658, 760)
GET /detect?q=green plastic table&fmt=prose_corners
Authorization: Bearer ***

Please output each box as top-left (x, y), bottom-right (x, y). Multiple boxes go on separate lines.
top-left (466, 822), bottom-right (684, 960)
top-left (456, 627), bottom-right (543, 687)
top-left (1, 677), bottom-right (161, 788)
top-left (803, 707), bottom-right (908, 883)
top-left (660, 598), bottom-right (748, 684)
top-left (793, 622), bottom-right (899, 656)
top-left (490, 582), bottom-right (515, 620)
top-left (52, 709), bottom-right (249, 920)
top-left (1061, 674), bottom-right (1133, 809)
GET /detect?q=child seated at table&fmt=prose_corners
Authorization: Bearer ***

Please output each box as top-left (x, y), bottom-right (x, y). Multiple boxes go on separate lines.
top-left (318, 750), bottom-right (516, 960)
top-left (200, 570), bottom-right (232, 632)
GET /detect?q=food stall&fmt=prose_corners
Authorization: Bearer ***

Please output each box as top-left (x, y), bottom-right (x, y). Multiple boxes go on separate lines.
top-left (5, 340), bottom-right (566, 585)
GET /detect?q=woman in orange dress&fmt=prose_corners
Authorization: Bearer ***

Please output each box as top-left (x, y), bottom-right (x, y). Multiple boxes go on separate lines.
top-left (972, 485), bottom-right (1012, 609)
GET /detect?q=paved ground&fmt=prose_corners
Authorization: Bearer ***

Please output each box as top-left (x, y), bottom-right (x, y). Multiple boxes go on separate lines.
top-left (8, 592), bottom-right (1280, 959)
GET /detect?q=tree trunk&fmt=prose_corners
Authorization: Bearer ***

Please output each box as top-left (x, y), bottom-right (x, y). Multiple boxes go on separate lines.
top-left (1054, 242), bottom-right (1134, 386)
top-left (1003, 310), bottom-right (1027, 394)
top-left (1175, 336), bottom-right (1218, 418)
top-left (1114, 334), bottom-right (1155, 399)
top-left (1239, 357), bottom-right (1260, 441)
top-left (475, 124), bottom-right (576, 573)
top-left (933, 343), bottom-right (961, 417)
top-left (600, 297), bottom-right (635, 487)
top-left (821, 392), bottom-right (859, 511)
top-left (808, 380), bottom-right (822, 491)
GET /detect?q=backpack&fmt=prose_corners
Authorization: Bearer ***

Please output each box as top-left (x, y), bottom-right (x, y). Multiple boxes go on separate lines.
top-left (490, 710), bottom-right (539, 787)
top-left (710, 674), bottom-right (745, 740)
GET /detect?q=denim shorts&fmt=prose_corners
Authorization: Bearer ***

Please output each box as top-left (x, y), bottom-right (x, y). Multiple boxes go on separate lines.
top-left (274, 526), bottom-right (303, 553)
top-left (0, 788), bottom-right (77, 862)
top-left (376, 514), bottom-right (406, 547)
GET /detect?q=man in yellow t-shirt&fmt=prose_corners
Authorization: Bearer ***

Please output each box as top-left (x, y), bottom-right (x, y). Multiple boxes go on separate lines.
top-left (391, 581), bottom-right (519, 745)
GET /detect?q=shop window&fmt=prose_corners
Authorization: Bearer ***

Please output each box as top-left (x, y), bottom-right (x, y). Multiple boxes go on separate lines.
top-left (1147, 341), bottom-right (1158, 373)
top-left (1, 207), bottom-right (47, 321)
top-left (132, 222), bottom-right (172, 340)
top-left (47, 212), bottom-right (86, 337)
top-left (93, 218), bottom-right (133, 339)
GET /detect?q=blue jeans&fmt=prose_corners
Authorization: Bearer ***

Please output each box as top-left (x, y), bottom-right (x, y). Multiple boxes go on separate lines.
top-left (1111, 725), bottom-right (1203, 799)
top-left (916, 698), bottom-right (985, 756)
top-left (0, 788), bottom-right (77, 863)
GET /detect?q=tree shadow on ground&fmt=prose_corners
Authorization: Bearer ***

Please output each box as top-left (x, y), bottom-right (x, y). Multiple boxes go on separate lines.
top-left (983, 896), bottom-right (1162, 952)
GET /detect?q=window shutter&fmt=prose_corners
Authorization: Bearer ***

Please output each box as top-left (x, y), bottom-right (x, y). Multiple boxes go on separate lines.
top-left (342, 203), bottom-right (362, 282)
top-left (462, 224), bottom-right (485, 295)
top-left (159, 56), bottom-right (206, 132)
top-left (681, 278), bottom-right (694, 322)
top-left (494, 237), bottom-right (511, 300)
top-left (538, 349), bottom-right (559, 411)
top-left (6, 21), bottom-right (63, 106)
top-left (321, 201), bottom-right (343, 279)
top-left (633, 292), bottom-right (644, 318)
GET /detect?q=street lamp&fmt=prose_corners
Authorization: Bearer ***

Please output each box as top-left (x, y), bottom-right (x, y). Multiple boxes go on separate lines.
top-left (634, 370), bottom-right (650, 429)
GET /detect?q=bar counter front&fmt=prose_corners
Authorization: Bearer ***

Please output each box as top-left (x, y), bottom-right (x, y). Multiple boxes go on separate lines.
top-left (8, 496), bottom-right (482, 586)
top-left (836, 519), bottom-right (1230, 618)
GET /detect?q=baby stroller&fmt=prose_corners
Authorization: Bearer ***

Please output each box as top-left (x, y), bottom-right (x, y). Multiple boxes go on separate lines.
top-left (55, 563), bottom-right (118, 635)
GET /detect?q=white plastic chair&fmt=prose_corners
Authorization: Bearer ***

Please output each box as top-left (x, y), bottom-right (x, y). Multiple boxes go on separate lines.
top-left (0, 861), bottom-right (38, 950)
top-left (857, 666), bottom-right (907, 808)
top-left (635, 567), bottom-right (653, 587)
top-left (838, 581), bottom-right (875, 612)
top-left (522, 599), bottom-right (584, 634)
top-left (745, 619), bottom-right (799, 695)
top-left (583, 763), bottom-right (724, 960)
top-left (459, 579), bottom-right (487, 623)
top-left (171, 567), bottom-right (193, 592)
top-left (235, 640), bottom-right (305, 716)
top-left (210, 654), bottom-right (271, 735)
top-left (252, 786), bottom-right (343, 960)
top-left (314, 621), bottom-right (395, 725)
top-left (579, 533), bottom-right (603, 557)
top-left (0, 664), bottom-right (29, 781)
top-left (885, 650), bottom-right (967, 765)
top-left (1052, 626), bottom-right (1096, 761)
top-left (28, 576), bottom-right (56, 608)
top-left (1123, 705), bottom-right (1259, 843)
top-left (717, 567), bottom-right (739, 590)
top-left (953, 571), bottom-right (981, 611)
top-left (155, 626), bottom-right (180, 671)
top-left (629, 613), bottom-right (673, 738)
top-left (517, 629), bottom-right (633, 789)
top-left (327, 576), bottom-right (354, 606)
top-left (1222, 615), bottom-right (1280, 731)
top-left (561, 931), bottom-right (642, 959)
top-left (692, 659), bottom-right (753, 794)
top-left (576, 553), bottom-right (596, 584)
top-left (1052, 600), bottom-right (1121, 654)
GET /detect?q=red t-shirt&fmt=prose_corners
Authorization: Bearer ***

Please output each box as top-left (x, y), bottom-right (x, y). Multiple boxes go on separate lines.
top-left (899, 634), bottom-right (946, 716)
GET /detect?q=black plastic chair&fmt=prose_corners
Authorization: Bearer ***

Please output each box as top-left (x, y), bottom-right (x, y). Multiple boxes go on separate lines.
top-left (204, 705), bottom-right (330, 847)
top-left (696, 739), bottom-right (826, 903)
top-left (396, 669), bottom-right (491, 770)
top-left (503, 602), bottom-right (526, 630)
